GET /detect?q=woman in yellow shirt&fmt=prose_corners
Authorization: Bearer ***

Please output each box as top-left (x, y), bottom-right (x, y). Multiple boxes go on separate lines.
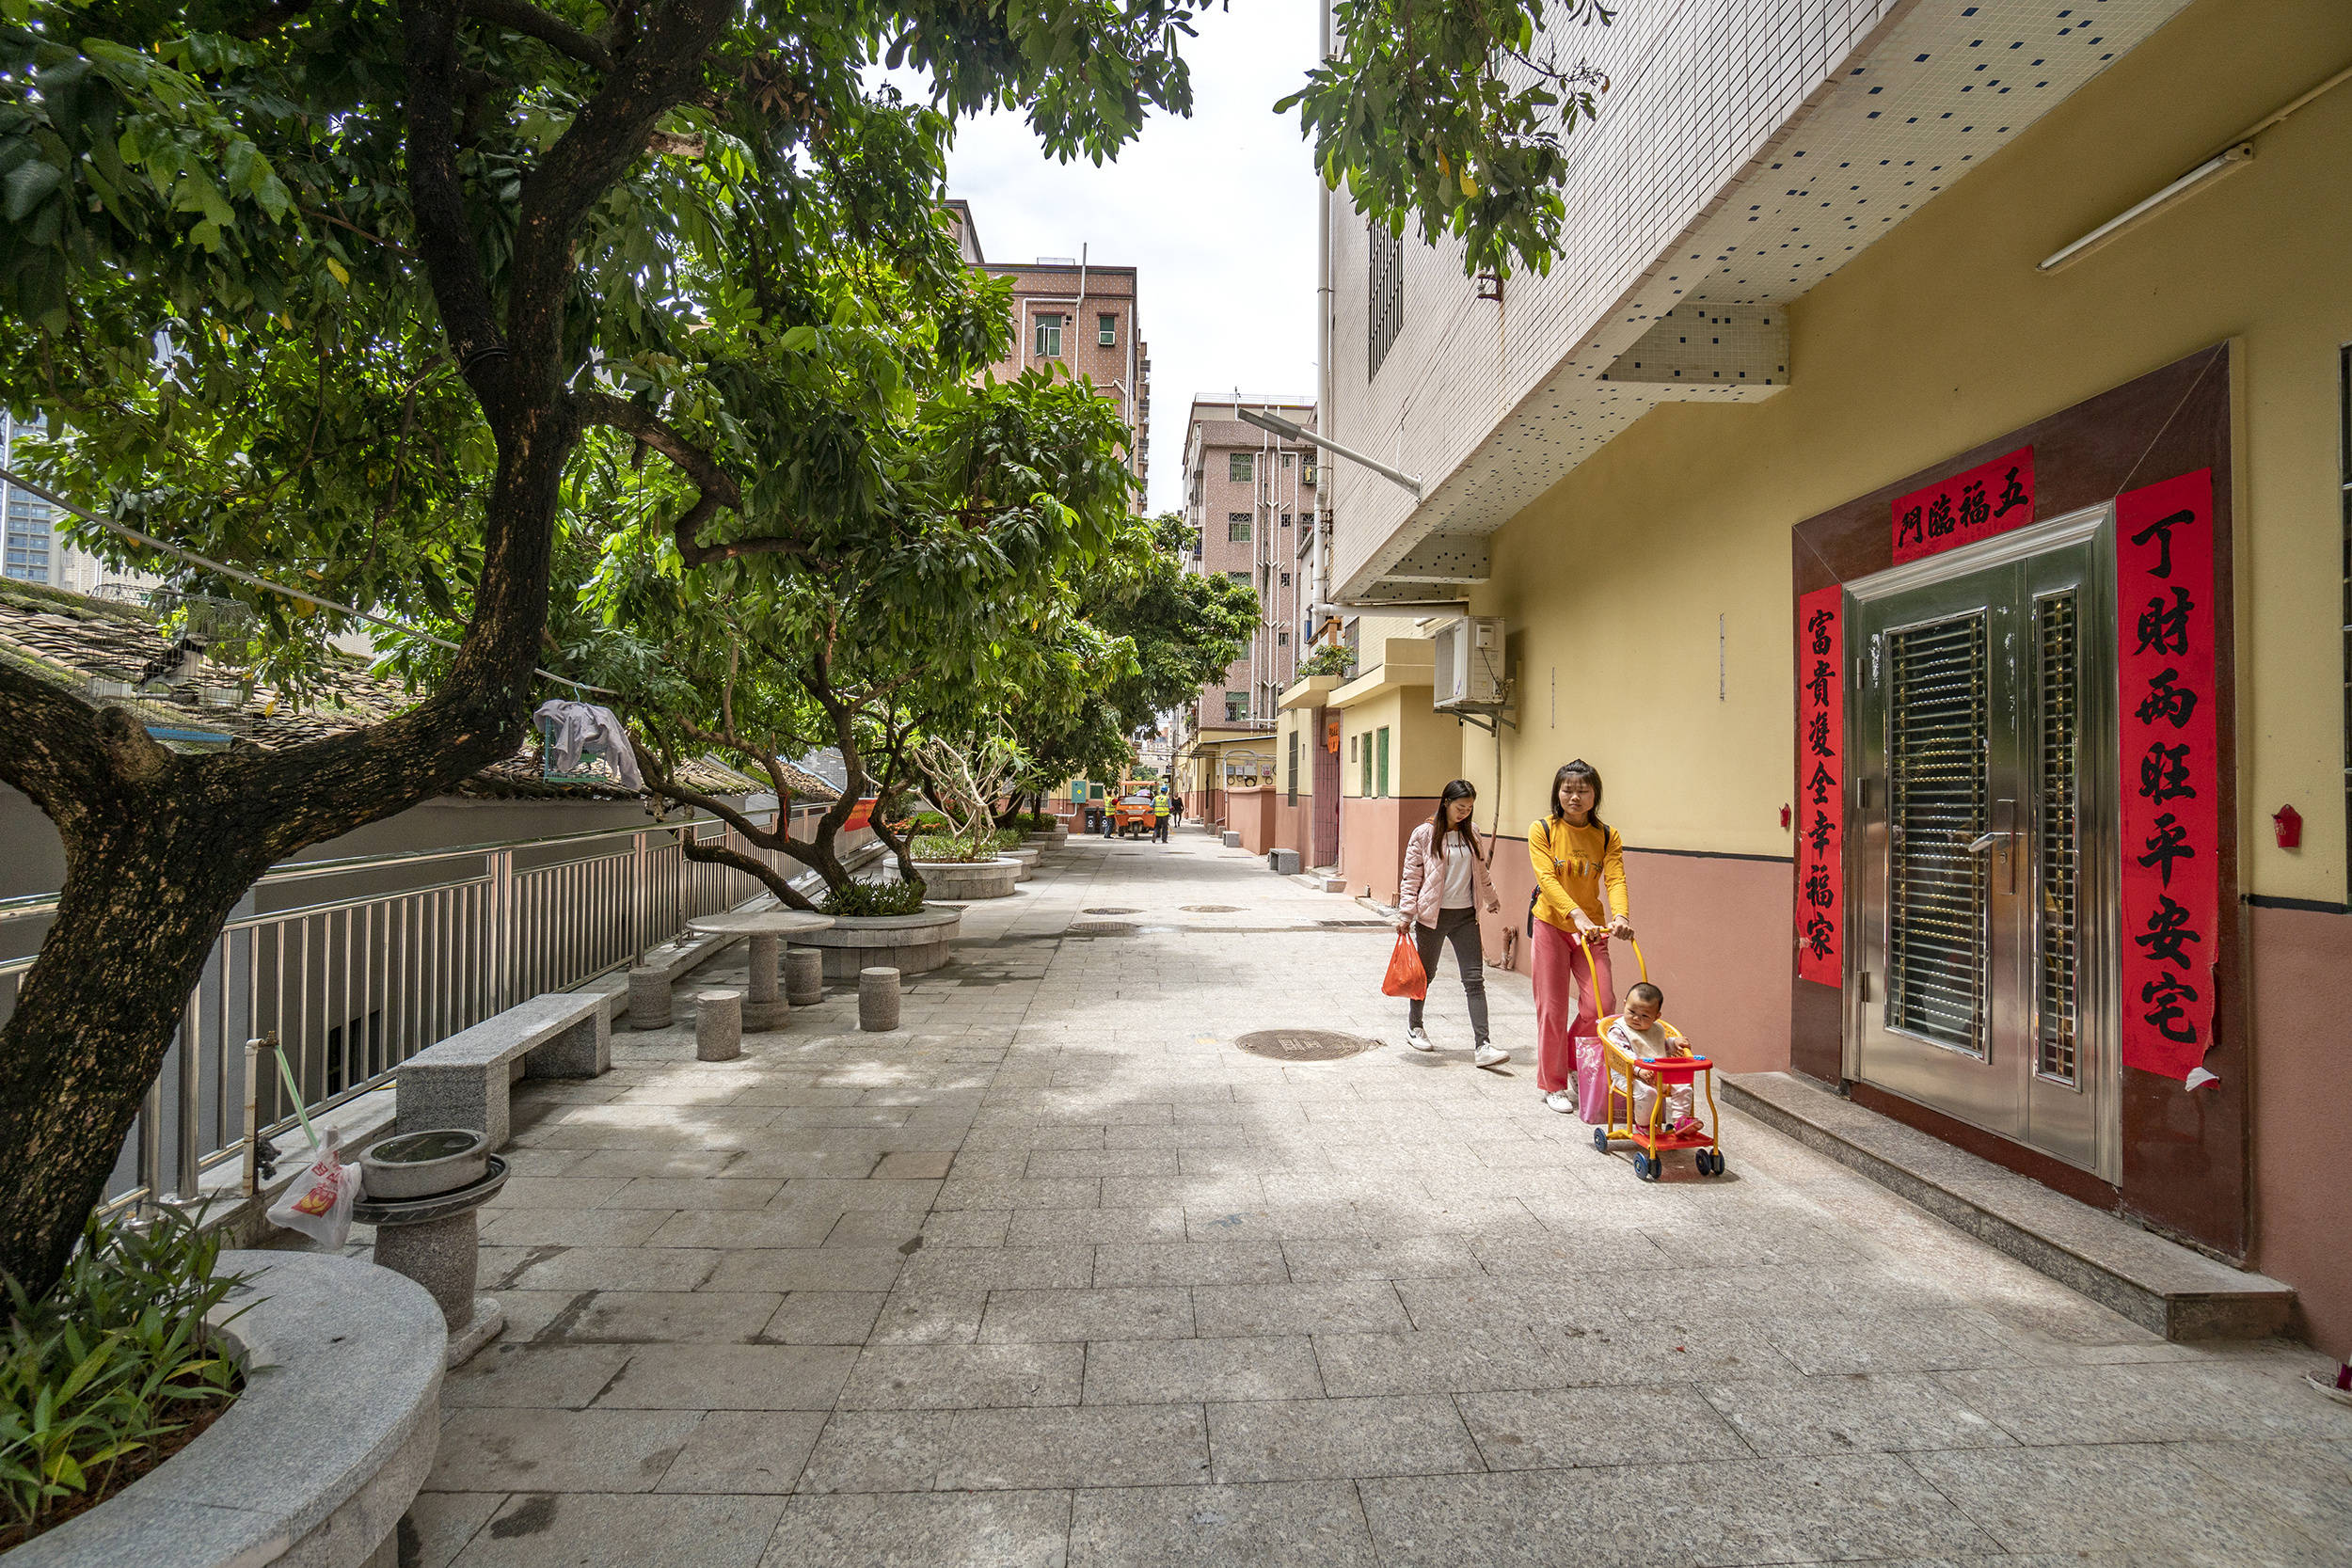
top-left (1528, 759), bottom-right (1634, 1114)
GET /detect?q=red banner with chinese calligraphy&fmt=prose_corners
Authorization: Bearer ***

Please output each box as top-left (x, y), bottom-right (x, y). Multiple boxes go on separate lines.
top-left (1795, 585), bottom-right (1844, 987)
top-left (1892, 447), bottom-right (2036, 564)
top-left (2116, 469), bottom-right (2217, 1082)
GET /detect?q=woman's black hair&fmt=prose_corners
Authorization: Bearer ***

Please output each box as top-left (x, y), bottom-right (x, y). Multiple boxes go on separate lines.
top-left (1429, 778), bottom-right (1481, 857)
top-left (1549, 759), bottom-right (1610, 842)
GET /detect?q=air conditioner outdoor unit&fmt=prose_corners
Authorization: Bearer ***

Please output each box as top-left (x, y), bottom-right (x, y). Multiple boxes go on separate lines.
top-left (1431, 615), bottom-right (1507, 711)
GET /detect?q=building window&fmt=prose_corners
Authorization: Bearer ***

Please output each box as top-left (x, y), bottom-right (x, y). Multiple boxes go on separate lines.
top-left (1098, 312), bottom-right (1117, 346)
top-left (1280, 512), bottom-right (1293, 528)
top-left (1359, 733), bottom-right (1372, 796)
top-left (1226, 571), bottom-right (1249, 586)
top-left (1228, 513), bottom-right (1251, 542)
top-left (1035, 313), bottom-right (1063, 356)
top-left (1277, 630), bottom-right (1289, 645)
top-left (1286, 730), bottom-right (1299, 805)
top-left (1189, 529), bottom-right (1202, 558)
top-left (1303, 464), bottom-right (1318, 488)
top-left (1229, 452), bottom-right (1254, 483)
top-left (1279, 571), bottom-right (1291, 587)
top-left (1224, 691), bottom-right (1248, 722)
top-left (1375, 726), bottom-right (1391, 798)
top-left (1369, 222), bottom-right (1405, 376)
top-left (1281, 452), bottom-right (1294, 468)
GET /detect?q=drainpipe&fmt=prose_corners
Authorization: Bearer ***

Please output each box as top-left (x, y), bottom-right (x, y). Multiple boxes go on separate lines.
top-left (1314, 0), bottom-right (1336, 647)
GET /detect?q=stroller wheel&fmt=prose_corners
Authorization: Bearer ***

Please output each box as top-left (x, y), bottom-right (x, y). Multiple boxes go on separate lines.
top-left (1635, 1153), bottom-right (1660, 1182)
top-left (1592, 1128), bottom-right (1610, 1154)
top-left (1708, 1152), bottom-right (1727, 1177)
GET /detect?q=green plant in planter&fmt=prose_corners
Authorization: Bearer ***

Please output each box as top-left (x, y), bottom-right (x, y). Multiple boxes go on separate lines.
top-left (818, 881), bottom-right (930, 918)
top-left (914, 732), bottom-right (1026, 863)
top-left (0, 1208), bottom-right (251, 1545)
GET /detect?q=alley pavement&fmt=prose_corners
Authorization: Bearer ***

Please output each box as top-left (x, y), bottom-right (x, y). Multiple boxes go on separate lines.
top-left (410, 828), bottom-right (2352, 1567)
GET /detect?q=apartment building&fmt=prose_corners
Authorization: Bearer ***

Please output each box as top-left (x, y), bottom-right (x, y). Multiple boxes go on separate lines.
top-left (1, 413), bottom-right (125, 594)
top-left (1305, 0), bottom-right (2352, 1345)
top-left (946, 200), bottom-right (1151, 500)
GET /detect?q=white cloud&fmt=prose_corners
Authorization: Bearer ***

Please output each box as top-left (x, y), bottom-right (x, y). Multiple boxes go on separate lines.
top-left (935, 0), bottom-right (1322, 514)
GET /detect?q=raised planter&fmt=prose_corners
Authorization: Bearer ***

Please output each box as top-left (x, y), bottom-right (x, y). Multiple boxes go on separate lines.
top-left (1026, 826), bottom-right (1069, 849)
top-left (10, 1250), bottom-right (443, 1568)
top-left (911, 857), bottom-right (1020, 900)
top-left (797, 906), bottom-right (963, 981)
top-left (1005, 847), bottom-right (1041, 883)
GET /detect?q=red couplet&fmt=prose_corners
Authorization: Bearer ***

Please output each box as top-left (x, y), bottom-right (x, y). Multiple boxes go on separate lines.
top-left (1795, 584), bottom-right (1844, 988)
top-left (1891, 446), bottom-right (2036, 564)
top-left (2115, 468), bottom-right (2218, 1082)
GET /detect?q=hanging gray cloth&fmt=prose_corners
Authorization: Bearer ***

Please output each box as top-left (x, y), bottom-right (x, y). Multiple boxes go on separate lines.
top-left (532, 700), bottom-right (644, 790)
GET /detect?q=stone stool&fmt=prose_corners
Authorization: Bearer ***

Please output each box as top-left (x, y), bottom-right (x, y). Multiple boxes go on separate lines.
top-left (696, 989), bottom-right (743, 1061)
top-left (628, 966), bottom-right (672, 1029)
top-left (742, 933), bottom-right (790, 1030)
top-left (785, 946), bottom-right (825, 1007)
top-left (859, 968), bottom-right (900, 1033)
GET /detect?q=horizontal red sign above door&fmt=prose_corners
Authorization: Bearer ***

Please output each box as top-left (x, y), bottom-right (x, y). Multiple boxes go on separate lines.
top-left (1892, 446), bottom-right (2035, 563)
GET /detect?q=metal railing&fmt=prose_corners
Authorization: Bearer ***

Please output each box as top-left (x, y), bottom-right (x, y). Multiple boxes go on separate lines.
top-left (0, 809), bottom-right (831, 1213)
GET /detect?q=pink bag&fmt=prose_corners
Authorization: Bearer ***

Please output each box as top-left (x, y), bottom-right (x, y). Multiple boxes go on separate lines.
top-left (1574, 1036), bottom-right (1609, 1125)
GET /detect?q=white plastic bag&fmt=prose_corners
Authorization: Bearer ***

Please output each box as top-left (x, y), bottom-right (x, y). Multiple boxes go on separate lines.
top-left (267, 1126), bottom-right (359, 1248)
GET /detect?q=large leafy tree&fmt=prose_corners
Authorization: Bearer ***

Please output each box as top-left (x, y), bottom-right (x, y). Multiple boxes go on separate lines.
top-left (0, 0), bottom-right (1613, 1297)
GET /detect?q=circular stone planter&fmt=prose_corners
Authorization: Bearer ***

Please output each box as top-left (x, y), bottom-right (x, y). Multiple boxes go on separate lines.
top-left (911, 857), bottom-right (1021, 900)
top-left (1027, 826), bottom-right (1070, 849)
top-left (1004, 847), bottom-right (1041, 883)
top-left (359, 1127), bottom-right (489, 1200)
top-left (797, 906), bottom-right (963, 981)
top-left (8, 1250), bottom-right (443, 1568)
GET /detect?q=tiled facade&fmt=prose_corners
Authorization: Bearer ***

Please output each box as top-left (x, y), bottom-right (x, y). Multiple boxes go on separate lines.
top-left (947, 202), bottom-right (1151, 501)
top-left (1180, 398), bottom-right (1318, 736)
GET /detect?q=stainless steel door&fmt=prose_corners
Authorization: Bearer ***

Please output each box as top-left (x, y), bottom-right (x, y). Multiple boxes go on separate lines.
top-left (1847, 512), bottom-right (2119, 1180)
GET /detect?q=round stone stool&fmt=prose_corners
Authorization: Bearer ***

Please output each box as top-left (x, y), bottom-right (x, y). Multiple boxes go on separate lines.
top-left (859, 968), bottom-right (901, 1033)
top-left (628, 966), bottom-right (673, 1029)
top-left (785, 946), bottom-right (825, 1007)
top-left (742, 933), bottom-right (789, 1030)
top-left (697, 990), bottom-right (743, 1061)
top-left (356, 1154), bottom-right (509, 1367)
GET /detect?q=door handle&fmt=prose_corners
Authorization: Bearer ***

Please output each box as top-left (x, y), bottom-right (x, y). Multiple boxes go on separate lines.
top-left (1964, 831), bottom-right (2007, 854)
top-left (1965, 800), bottom-right (2020, 892)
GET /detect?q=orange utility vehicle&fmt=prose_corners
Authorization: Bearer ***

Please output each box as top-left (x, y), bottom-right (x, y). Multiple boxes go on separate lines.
top-left (1110, 779), bottom-right (1157, 838)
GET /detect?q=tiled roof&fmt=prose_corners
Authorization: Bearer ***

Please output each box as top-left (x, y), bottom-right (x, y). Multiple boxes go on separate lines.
top-left (0, 582), bottom-right (749, 801)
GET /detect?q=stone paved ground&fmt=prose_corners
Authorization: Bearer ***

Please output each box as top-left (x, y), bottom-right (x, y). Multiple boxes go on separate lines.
top-left (409, 829), bottom-right (2352, 1567)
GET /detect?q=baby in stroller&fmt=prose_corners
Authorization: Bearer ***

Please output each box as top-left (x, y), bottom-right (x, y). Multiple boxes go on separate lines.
top-left (1604, 982), bottom-right (1700, 1140)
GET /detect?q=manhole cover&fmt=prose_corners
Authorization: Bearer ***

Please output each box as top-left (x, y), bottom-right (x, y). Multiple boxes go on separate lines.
top-left (1084, 908), bottom-right (1139, 915)
top-left (1070, 923), bottom-right (1138, 937)
top-left (1181, 904), bottom-right (1240, 913)
top-left (1233, 1029), bottom-right (1377, 1062)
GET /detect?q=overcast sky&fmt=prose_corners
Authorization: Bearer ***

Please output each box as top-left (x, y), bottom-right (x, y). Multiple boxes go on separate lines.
top-left (933, 0), bottom-right (1323, 515)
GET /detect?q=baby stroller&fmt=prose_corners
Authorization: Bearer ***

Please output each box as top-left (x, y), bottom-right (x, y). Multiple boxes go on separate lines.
top-left (1580, 936), bottom-right (1726, 1182)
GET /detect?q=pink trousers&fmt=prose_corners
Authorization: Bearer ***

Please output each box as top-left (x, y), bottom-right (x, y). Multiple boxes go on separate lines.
top-left (1532, 920), bottom-right (1615, 1094)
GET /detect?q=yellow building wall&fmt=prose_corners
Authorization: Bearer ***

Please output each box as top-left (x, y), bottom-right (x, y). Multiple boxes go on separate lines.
top-left (1274, 706), bottom-right (1311, 800)
top-left (1339, 690), bottom-right (1399, 799)
top-left (1460, 0), bottom-right (2352, 904)
top-left (1340, 687), bottom-right (1463, 800)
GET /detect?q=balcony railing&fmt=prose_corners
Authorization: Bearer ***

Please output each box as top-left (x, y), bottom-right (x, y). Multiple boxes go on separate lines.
top-left (0, 810), bottom-right (835, 1214)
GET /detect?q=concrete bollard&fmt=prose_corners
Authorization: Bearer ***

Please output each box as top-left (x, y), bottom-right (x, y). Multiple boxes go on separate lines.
top-left (695, 990), bottom-right (743, 1062)
top-left (628, 967), bottom-right (672, 1030)
top-left (785, 946), bottom-right (825, 1006)
top-left (858, 968), bottom-right (901, 1033)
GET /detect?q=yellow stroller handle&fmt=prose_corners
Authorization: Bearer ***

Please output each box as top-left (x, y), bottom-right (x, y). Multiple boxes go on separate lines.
top-left (1575, 929), bottom-right (1645, 986)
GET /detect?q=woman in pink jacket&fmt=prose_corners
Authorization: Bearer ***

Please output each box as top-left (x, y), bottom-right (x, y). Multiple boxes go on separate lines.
top-left (1394, 779), bottom-right (1506, 1068)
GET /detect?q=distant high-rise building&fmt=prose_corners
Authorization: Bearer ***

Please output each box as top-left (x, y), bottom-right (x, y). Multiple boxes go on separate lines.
top-left (1, 413), bottom-right (59, 586)
top-left (946, 199), bottom-right (1151, 504)
top-left (1180, 394), bottom-right (1317, 735)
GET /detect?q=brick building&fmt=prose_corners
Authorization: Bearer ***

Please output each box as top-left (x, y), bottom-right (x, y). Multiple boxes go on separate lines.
top-left (1181, 396), bottom-right (1318, 732)
top-left (946, 200), bottom-right (1150, 501)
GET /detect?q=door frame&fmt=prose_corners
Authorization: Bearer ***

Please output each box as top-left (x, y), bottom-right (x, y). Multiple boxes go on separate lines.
top-left (1840, 505), bottom-right (2122, 1183)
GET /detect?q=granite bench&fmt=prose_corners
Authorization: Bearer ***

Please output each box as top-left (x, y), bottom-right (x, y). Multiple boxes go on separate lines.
top-left (394, 990), bottom-right (611, 1148)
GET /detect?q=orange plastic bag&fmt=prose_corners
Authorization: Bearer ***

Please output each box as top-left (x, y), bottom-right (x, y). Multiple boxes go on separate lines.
top-left (1382, 930), bottom-right (1428, 999)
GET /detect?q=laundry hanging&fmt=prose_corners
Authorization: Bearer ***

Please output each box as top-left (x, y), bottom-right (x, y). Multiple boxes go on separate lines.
top-left (532, 700), bottom-right (644, 790)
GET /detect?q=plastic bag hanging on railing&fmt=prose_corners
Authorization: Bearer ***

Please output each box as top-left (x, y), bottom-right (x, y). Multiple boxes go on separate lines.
top-left (532, 700), bottom-right (644, 789)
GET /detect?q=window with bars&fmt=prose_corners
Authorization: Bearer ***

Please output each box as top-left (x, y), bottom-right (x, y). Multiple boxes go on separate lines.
top-left (1224, 691), bottom-right (1247, 722)
top-left (1230, 452), bottom-right (1254, 483)
top-left (1369, 222), bottom-right (1405, 376)
top-left (1279, 571), bottom-right (1291, 587)
top-left (1228, 514), bottom-right (1252, 542)
top-left (1226, 571), bottom-right (1249, 586)
top-left (1302, 465), bottom-right (1318, 487)
top-left (1287, 730), bottom-right (1299, 805)
top-left (1280, 513), bottom-right (1293, 528)
top-left (1034, 313), bottom-right (1063, 356)
top-left (1885, 611), bottom-right (1991, 1056)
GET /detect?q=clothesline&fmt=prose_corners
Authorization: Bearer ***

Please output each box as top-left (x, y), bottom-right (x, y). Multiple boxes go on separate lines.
top-left (0, 463), bottom-right (616, 697)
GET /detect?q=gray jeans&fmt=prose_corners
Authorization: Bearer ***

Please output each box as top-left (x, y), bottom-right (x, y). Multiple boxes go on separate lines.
top-left (1407, 906), bottom-right (1489, 1043)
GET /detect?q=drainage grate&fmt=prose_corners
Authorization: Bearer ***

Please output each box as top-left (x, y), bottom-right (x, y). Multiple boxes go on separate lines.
top-left (1083, 908), bottom-right (1139, 915)
top-left (1232, 1029), bottom-right (1377, 1062)
top-left (1181, 904), bottom-right (1241, 913)
top-left (1069, 923), bottom-right (1138, 937)
top-left (1317, 919), bottom-right (1391, 929)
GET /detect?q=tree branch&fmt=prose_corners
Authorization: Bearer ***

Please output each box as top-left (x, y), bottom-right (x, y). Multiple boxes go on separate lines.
top-left (464, 0), bottom-right (614, 71)
top-left (568, 389), bottom-right (790, 567)
top-left (401, 1), bottom-right (509, 388)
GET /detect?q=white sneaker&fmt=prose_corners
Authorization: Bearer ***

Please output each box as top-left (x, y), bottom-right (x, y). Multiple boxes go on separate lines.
top-left (1545, 1089), bottom-right (1578, 1115)
top-left (1473, 1042), bottom-right (1510, 1070)
top-left (1406, 1026), bottom-right (1436, 1053)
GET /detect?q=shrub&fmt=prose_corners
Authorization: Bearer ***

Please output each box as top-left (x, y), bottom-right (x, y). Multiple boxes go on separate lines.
top-left (0, 1208), bottom-right (251, 1547)
top-left (818, 880), bottom-right (930, 917)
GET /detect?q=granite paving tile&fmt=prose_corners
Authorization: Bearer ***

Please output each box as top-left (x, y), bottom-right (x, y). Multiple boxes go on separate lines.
top-left (1205, 1394), bottom-right (1484, 1483)
top-left (1081, 1335), bottom-right (1325, 1404)
top-left (449, 1491), bottom-right (785, 1566)
top-left (758, 1490), bottom-right (1073, 1567)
